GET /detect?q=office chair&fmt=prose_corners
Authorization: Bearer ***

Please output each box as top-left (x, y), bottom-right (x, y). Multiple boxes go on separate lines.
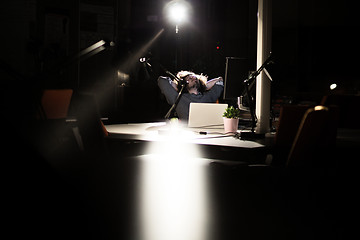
top-left (34, 90), bottom-right (108, 161)
top-left (39, 89), bottom-right (73, 119)
top-left (271, 105), bottom-right (310, 166)
top-left (286, 105), bottom-right (338, 168)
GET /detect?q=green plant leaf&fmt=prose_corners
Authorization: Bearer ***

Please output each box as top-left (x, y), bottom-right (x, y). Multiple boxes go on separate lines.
top-left (222, 106), bottom-right (240, 118)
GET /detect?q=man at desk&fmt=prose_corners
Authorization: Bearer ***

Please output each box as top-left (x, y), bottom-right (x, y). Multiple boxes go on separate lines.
top-left (158, 70), bottom-right (224, 121)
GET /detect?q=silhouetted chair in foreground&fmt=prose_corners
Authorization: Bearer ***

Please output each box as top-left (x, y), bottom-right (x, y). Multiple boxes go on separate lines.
top-left (271, 105), bottom-right (310, 166)
top-left (29, 91), bottom-right (116, 238)
top-left (68, 92), bottom-right (108, 155)
top-left (33, 90), bottom-right (108, 162)
top-left (268, 104), bottom-right (338, 167)
top-left (38, 89), bottom-right (73, 119)
top-left (286, 105), bottom-right (339, 168)
top-left (32, 89), bottom-right (79, 161)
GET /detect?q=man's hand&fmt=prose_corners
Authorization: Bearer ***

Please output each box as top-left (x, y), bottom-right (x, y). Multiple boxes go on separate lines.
top-left (171, 80), bottom-right (179, 91)
top-left (206, 77), bottom-right (223, 90)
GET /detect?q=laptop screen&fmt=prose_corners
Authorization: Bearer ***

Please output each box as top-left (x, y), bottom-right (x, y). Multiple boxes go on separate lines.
top-left (188, 103), bottom-right (228, 128)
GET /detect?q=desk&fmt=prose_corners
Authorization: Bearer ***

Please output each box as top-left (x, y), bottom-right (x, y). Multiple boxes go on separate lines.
top-left (105, 122), bottom-right (267, 149)
top-left (105, 122), bottom-right (272, 163)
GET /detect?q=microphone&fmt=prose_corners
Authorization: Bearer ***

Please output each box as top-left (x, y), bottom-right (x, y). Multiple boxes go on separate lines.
top-left (248, 52), bottom-right (274, 80)
top-left (158, 64), bottom-right (187, 85)
top-left (165, 71), bottom-right (187, 85)
top-left (141, 54), bottom-right (187, 85)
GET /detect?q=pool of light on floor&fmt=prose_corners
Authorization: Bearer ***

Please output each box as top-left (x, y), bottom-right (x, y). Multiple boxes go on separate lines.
top-left (137, 131), bottom-right (211, 240)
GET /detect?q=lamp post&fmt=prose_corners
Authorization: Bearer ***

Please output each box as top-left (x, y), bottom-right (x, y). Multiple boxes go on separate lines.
top-left (164, 0), bottom-right (191, 70)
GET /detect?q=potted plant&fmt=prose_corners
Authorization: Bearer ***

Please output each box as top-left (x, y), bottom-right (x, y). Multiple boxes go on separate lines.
top-left (223, 106), bottom-right (241, 133)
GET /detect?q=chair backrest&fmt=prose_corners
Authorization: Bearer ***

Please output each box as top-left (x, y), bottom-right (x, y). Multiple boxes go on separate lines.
top-left (40, 89), bottom-right (73, 119)
top-left (69, 92), bottom-right (108, 154)
top-left (286, 106), bottom-right (338, 168)
top-left (34, 90), bottom-right (108, 160)
top-left (275, 105), bottom-right (310, 147)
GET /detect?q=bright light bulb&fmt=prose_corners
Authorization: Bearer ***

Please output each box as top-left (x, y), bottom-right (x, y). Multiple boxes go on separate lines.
top-left (330, 83), bottom-right (337, 90)
top-left (169, 3), bottom-right (186, 23)
top-left (165, 0), bottom-right (190, 24)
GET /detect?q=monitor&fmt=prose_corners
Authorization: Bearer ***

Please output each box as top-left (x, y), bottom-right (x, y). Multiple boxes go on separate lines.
top-left (223, 57), bottom-right (249, 100)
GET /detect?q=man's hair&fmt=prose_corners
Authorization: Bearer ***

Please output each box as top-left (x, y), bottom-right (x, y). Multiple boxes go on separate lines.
top-left (176, 70), bottom-right (208, 84)
top-left (176, 70), bottom-right (207, 93)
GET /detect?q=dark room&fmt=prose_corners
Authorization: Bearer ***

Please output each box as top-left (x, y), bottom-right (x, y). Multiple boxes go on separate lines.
top-left (1, 0), bottom-right (359, 239)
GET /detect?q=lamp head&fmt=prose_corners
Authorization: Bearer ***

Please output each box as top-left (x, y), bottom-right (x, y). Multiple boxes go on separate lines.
top-left (164, 0), bottom-right (191, 25)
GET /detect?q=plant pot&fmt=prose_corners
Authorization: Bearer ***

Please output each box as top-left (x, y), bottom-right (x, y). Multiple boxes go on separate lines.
top-left (223, 117), bottom-right (239, 134)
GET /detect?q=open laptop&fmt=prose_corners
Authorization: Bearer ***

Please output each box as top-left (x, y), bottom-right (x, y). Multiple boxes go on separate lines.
top-left (188, 103), bottom-right (228, 128)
